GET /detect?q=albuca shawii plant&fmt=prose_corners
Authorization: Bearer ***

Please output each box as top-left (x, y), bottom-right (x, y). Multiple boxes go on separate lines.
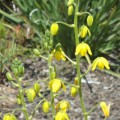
top-left (3, 0), bottom-right (111, 120)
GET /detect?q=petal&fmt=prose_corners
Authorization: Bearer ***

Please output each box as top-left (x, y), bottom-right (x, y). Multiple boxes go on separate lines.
top-left (101, 57), bottom-right (110, 69)
top-left (86, 44), bottom-right (92, 55)
top-left (92, 58), bottom-right (99, 71)
top-left (97, 59), bottom-right (104, 69)
top-left (61, 81), bottom-right (66, 91)
top-left (54, 51), bottom-right (61, 60)
top-left (86, 27), bottom-right (91, 36)
top-left (52, 79), bottom-right (61, 92)
top-left (75, 44), bottom-right (81, 55)
top-left (49, 80), bottom-right (55, 89)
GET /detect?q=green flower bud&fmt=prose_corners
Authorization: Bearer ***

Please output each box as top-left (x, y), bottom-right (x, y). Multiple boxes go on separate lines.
top-left (17, 97), bottom-right (22, 105)
top-left (33, 49), bottom-right (40, 56)
top-left (26, 88), bottom-right (36, 103)
top-left (42, 101), bottom-right (50, 113)
top-left (44, 42), bottom-right (48, 49)
top-left (13, 68), bottom-right (19, 76)
top-left (3, 114), bottom-right (17, 120)
top-left (6, 72), bottom-right (13, 81)
top-left (67, 0), bottom-right (74, 6)
top-left (87, 15), bottom-right (93, 26)
top-left (50, 23), bottom-right (59, 36)
top-left (34, 83), bottom-right (40, 94)
top-left (68, 5), bottom-right (74, 16)
top-left (71, 87), bottom-right (77, 97)
top-left (18, 65), bottom-right (25, 74)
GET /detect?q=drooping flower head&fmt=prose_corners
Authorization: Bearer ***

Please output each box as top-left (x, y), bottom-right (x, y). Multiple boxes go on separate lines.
top-left (42, 101), bottom-right (50, 113)
top-left (75, 42), bottom-right (92, 56)
top-left (50, 23), bottom-right (59, 36)
top-left (79, 25), bottom-right (91, 38)
top-left (55, 111), bottom-right (70, 120)
top-left (49, 79), bottom-right (66, 93)
top-left (51, 43), bottom-right (66, 61)
top-left (100, 101), bottom-right (110, 118)
top-left (92, 57), bottom-right (110, 71)
top-left (56, 100), bottom-right (70, 112)
top-left (87, 15), bottom-right (94, 26)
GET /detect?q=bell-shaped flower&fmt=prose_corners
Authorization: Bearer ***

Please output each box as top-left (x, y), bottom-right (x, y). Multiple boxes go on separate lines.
top-left (55, 111), bottom-right (70, 120)
top-left (50, 23), bottom-right (59, 36)
top-left (51, 43), bottom-right (66, 61)
top-left (100, 101), bottom-right (110, 118)
top-left (92, 57), bottom-right (110, 71)
top-left (79, 25), bottom-right (91, 38)
top-left (56, 100), bottom-right (70, 112)
top-left (49, 79), bottom-right (66, 93)
top-left (75, 42), bottom-right (92, 56)
top-left (3, 114), bottom-right (17, 120)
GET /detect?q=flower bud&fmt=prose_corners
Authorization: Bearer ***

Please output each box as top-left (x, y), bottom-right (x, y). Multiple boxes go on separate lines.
top-left (18, 65), bottom-right (25, 74)
top-left (67, 0), bottom-right (74, 6)
top-left (68, 5), bottom-right (74, 16)
top-left (71, 87), bottom-right (77, 97)
top-left (33, 49), bottom-right (40, 56)
top-left (50, 23), bottom-right (59, 36)
top-left (6, 72), bottom-right (13, 81)
top-left (26, 88), bottom-right (36, 103)
top-left (34, 83), bottom-right (40, 94)
top-left (13, 68), bottom-right (19, 76)
top-left (74, 77), bottom-right (78, 85)
top-left (87, 15), bottom-right (93, 26)
top-left (3, 114), bottom-right (17, 120)
top-left (42, 101), bottom-right (50, 113)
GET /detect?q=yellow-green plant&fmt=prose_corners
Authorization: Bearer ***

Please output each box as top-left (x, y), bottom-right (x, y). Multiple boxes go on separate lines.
top-left (3, 0), bottom-right (112, 120)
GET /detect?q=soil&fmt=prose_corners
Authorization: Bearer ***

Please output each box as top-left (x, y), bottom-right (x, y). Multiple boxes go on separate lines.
top-left (0, 58), bottom-right (120, 120)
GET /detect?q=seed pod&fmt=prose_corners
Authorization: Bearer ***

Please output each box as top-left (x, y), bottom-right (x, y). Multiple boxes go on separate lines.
top-left (87, 15), bottom-right (93, 26)
top-left (67, 0), bottom-right (74, 6)
top-left (34, 83), bottom-right (40, 94)
top-left (68, 5), bottom-right (74, 16)
top-left (26, 88), bottom-right (36, 103)
top-left (71, 87), bottom-right (77, 97)
top-left (18, 65), bottom-right (25, 74)
top-left (50, 23), bottom-right (59, 36)
top-left (42, 101), bottom-right (50, 113)
top-left (74, 77), bottom-right (78, 85)
top-left (6, 72), bottom-right (13, 81)
top-left (33, 49), bottom-right (40, 56)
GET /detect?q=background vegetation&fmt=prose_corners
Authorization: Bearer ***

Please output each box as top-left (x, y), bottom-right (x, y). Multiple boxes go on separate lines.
top-left (0, 0), bottom-right (120, 73)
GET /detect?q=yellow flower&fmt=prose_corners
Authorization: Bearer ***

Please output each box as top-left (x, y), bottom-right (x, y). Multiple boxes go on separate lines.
top-left (71, 87), bottom-right (78, 97)
top-left (92, 57), bottom-right (110, 71)
top-left (42, 101), bottom-right (50, 113)
top-left (55, 111), bottom-right (70, 120)
top-left (49, 79), bottom-right (66, 93)
top-left (51, 44), bottom-right (66, 61)
top-left (56, 100), bottom-right (70, 112)
top-left (79, 25), bottom-right (91, 38)
top-left (3, 114), bottom-right (17, 120)
top-left (50, 23), bottom-right (59, 36)
top-left (87, 15), bottom-right (94, 26)
top-left (100, 101), bottom-right (110, 118)
top-left (75, 42), bottom-right (92, 56)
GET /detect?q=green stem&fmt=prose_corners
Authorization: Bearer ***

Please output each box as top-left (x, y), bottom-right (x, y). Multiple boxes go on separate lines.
top-left (74, 1), bottom-right (87, 120)
top-left (48, 55), bottom-right (55, 120)
top-left (18, 78), bottom-right (29, 120)
top-left (56, 21), bottom-right (75, 28)
top-left (76, 11), bottom-right (91, 16)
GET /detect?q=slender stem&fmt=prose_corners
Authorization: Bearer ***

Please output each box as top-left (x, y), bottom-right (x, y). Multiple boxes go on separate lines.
top-left (18, 78), bottom-right (29, 120)
top-left (48, 55), bottom-right (55, 120)
top-left (76, 11), bottom-right (91, 16)
top-left (74, 1), bottom-right (87, 120)
top-left (56, 21), bottom-right (75, 28)
top-left (39, 55), bottom-right (48, 61)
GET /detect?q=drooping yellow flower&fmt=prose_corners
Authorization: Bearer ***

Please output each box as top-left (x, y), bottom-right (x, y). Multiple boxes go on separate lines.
top-left (42, 101), bottom-right (50, 113)
top-left (75, 42), bottom-right (92, 56)
top-left (51, 44), bottom-right (66, 61)
top-left (68, 5), bottom-right (74, 16)
top-left (100, 101), bottom-right (110, 118)
top-left (49, 79), bottom-right (66, 93)
top-left (55, 111), bottom-right (70, 120)
top-left (71, 87), bottom-right (78, 97)
top-left (87, 15), bottom-right (94, 26)
top-left (50, 23), bottom-right (59, 36)
top-left (79, 25), bottom-right (91, 38)
top-left (92, 57), bottom-right (110, 71)
top-left (56, 100), bottom-right (70, 112)
top-left (3, 114), bottom-right (17, 120)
